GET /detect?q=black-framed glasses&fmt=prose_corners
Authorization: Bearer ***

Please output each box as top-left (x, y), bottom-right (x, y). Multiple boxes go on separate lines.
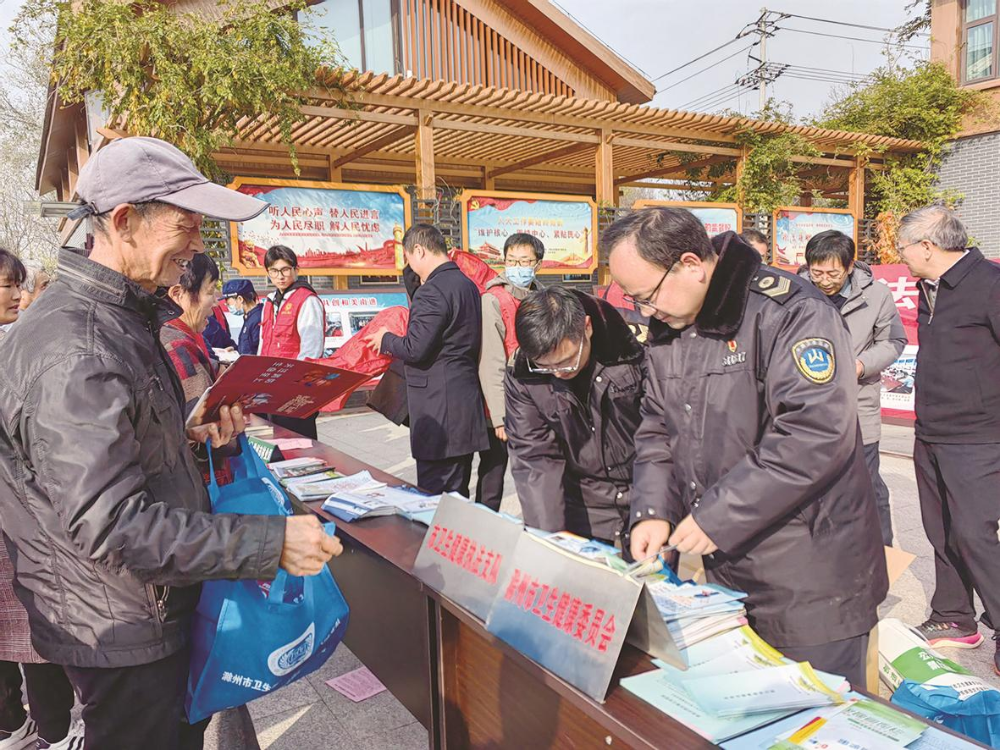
top-left (622, 266), bottom-right (671, 311)
top-left (504, 258), bottom-right (540, 268)
top-left (267, 266), bottom-right (296, 278)
top-left (527, 338), bottom-right (585, 374)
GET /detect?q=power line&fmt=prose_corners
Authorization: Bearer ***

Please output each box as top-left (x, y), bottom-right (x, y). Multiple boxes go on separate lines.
top-left (778, 26), bottom-right (927, 51)
top-left (681, 83), bottom-right (744, 109)
top-left (656, 44), bottom-right (755, 94)
top-left (651, 36), bottom-right (750, 82)
top-left (771, 10), bottom-right (928, 35)
top-left (784, 63), bottom-right (868, 79)
top-left (684, 83), bottom-right (755, 111)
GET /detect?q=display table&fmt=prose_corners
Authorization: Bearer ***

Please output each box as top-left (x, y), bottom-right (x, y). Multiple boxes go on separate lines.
top-left (266, 426), bottom-right (980, 749)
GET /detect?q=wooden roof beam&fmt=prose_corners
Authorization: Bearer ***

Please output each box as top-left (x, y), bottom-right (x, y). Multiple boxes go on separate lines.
top-left (329, 125), bottom-right (418, 170)
top-left (611, 135), bottom-right (742, 158)
top-left (487, 142), bottom-right (595, 179)
top-left (614, 155), bottom-right (729, 186)
top-left (430, 116), bottom-right (600, 144)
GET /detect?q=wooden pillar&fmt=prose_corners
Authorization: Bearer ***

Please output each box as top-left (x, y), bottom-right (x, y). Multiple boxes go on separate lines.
top-left (415, 110), bottom-right (436, 201)
top-left (735, 146), bottom-right (749, 209)
top-left (800, 194), bottom-right (813, 207)
top-left (328, 155), bottom-right (343, 183)
top-left (483, 164), bottom-right (496, 190)
top-left (75, 111), bottom-right (90, 178)
top-left (595, 128), bottom-right (615, 206)
top-left (848, 157), bottom-right (866, 223)
top-left (333, 276), bottom-right (349, 290)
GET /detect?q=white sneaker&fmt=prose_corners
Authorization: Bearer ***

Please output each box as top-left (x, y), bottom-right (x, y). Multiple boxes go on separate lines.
top-left (35, 721), bottom-right (84, 750)
top-left (0, 718), bottom-right (37, 750)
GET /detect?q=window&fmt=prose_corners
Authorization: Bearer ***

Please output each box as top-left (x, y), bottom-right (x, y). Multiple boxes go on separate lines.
top-left (964, 0), bottom-right (998, 82)
top-left (308, 0), bottom-right (402, 75)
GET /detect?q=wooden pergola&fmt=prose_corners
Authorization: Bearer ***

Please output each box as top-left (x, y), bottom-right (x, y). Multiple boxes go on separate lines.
top-left (215, 70), bottom-right (924, 221)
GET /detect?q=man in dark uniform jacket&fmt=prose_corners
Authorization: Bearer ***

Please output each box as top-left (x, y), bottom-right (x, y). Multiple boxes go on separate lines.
top-left (366, 224), bottom-right (490, 496)
top-left (504, 287), bottom-right (644, 547)
top-left (607, 207), bottom-right (888, 686)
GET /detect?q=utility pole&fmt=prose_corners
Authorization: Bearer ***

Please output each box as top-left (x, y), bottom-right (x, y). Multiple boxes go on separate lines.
top-left (758, 7), bottom-right (768, 111)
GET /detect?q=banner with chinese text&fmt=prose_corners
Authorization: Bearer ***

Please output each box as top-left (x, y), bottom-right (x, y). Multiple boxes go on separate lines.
top-left (772, 207), bottom-right (856, 268)
top-left (460, 191), bottom-right (598, 274)
top-left (872, 264), bottom-right (919, 422)
top-left (228, 178), bottom-right (411, 276)
top-left (633, 200), bottom-right (741, 236)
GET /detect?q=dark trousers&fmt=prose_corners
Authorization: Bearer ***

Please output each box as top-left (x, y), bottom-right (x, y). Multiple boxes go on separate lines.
top-left (269, 413), bottom-right (318, 440)
top-left (416, 454), bottom-right (474, 497)
top-left (63, 647), bottom-right (208, 750)
top-left (0, 661), bottom-right (74, 740)
top-left (475, 429), bottom-right (508, 512)
top-left (862, 441), bottom-right (893, 547)
top-left (914, 439), bottom-right (1000, 631)
top-left (778, 633), bottom-right (870, 688)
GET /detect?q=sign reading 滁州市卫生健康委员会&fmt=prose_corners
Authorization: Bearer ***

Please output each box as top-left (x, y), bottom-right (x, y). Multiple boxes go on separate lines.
top-left (228, 178), bottom-right (412, 276)
top-left (460, 190), bottom-right (598, 274)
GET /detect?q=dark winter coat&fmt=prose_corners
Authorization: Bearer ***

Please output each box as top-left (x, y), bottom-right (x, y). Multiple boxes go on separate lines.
top-left (380, 261), bottom-right (490, 460)
top-left (632, 232), bottom-right (888, 648)
top-left (0, 249), bottom-right (285, 668)
top-left (505, 292), bottom-right (644, 543)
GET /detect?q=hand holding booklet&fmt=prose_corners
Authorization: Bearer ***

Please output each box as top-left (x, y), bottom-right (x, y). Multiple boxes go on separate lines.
top-left (185, 355), bottom-right (369, 428)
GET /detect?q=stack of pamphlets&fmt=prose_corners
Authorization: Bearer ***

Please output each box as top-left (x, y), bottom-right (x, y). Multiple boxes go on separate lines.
top-left (267, 457), bottom-right (337, 483)
top-left (646, 580), bottom-right (748, 650)
top-left (620, 626), bottom-right (850, 743)
top-left (290, 470), bottom-right (386, 502)
top-left (321, 482), bottom-right (462, 524)
top-left (683, 662), bottom-right (844, 717)
top-left (768, 698), bottom-right (927, 749)
top-left (542, 531), bottom-right (621, 561)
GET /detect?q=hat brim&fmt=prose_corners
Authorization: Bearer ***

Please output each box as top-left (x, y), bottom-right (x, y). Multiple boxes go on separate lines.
top-left (160, 181), bottom-right (268, 222)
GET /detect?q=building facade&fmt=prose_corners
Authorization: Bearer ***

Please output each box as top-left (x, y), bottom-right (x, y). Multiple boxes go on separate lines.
top-left (931, 0), bottom-right (1000, 255)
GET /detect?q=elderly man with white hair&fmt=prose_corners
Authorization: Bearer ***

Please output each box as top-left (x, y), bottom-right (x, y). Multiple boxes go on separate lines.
top-left (18, 264), bottom-right (51, 311)
top-left (897, 205), bottom-right (1000, 674)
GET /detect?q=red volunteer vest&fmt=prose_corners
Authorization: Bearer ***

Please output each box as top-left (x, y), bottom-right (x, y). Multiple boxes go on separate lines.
top-left (259, 287), bottom-right (319, 358)
top-left (485, 285), bottom-right (521, 358)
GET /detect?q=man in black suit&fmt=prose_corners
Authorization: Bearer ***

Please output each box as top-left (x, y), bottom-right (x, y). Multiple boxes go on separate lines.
top-left (365, 225), bottom-right (490, 496)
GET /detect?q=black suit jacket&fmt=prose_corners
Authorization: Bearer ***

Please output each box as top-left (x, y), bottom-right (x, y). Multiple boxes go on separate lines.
top-left (381, 261), bottom-right (490, 460)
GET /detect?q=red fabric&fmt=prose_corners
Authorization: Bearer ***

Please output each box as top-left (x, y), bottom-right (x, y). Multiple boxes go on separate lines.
top-left (485, 286), bottom-right (521, 358)
top-left (448, 249), bottom-right (498, 294)
top-left (0, 538), bottom-right (43, 663)
top-left (869, 264), bottom-right (919, 345)
top-left (211, 304), bottom-right (229, 333)
top-left (317, 306), bottom-right (410, 411)
top-left (597, 281), bottom-right (638, 314)
top-left (260, 287), bottom-right (319, 357)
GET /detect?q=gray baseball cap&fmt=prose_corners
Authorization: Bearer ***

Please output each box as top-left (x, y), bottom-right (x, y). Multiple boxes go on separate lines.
top-left (68, 136), bottom-right (267, 222)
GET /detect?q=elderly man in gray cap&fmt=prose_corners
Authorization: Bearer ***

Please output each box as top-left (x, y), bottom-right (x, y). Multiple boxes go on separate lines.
top-left (0, 137), bottom-right (342, 749)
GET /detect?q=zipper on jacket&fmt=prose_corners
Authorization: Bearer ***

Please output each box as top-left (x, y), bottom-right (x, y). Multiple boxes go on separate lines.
top-left (153, 585), bottom-right (170, 621)
top-left (919, 282), bottom-right (935, 325)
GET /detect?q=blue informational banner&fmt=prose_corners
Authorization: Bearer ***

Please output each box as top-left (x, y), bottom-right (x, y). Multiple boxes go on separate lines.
top-left (772, 208), bottom-right (856, 268)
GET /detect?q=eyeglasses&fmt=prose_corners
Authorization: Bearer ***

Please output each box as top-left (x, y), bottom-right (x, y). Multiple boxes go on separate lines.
top-left (622, 266), bottom-right (671, 312)
top-left (504, 258), bottom-right (539, 268)
top-left (267, 266), bottom-right (296, 277)
top-left (528, 338), bottom-right (585, 374)
top-left (895, 240), bottom-right (922, 255)
top-left (808, 268), bottom-right (848, 282)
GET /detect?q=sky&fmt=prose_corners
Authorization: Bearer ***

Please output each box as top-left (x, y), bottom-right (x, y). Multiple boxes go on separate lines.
top-left (550, 0), bottom-right (926, 119)
top-left (0, 0), bottom-right (927, 120)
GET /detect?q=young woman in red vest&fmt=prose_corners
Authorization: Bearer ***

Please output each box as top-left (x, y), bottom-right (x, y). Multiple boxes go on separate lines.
top-left (476, 233), bottom-right (546, 511)
top-left (259, 245), bottom-right (325, 439)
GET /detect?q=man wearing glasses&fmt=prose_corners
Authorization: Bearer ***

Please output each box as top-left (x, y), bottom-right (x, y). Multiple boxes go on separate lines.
top-left (800, 230), bottom-right (906, 547)
top-left (607, 207), bottom-right (887, 686)
top-left (477, 233), bottom-right (546, 511)
top-left (504, 287), bottom-right (644, 548)
top-left (259, 244), bottom-right (325, 438)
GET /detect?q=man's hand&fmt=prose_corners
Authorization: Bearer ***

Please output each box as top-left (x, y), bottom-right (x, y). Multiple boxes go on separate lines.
top-left (669, 515), bottom-right (718, 555)
top-left (855, 359), bottom-right (864, 380)
top-left (630, 519), bottom-right (672, 561)
top-left (495, 425), bottom-right (507, 442)
top-left (364, 327), bottom-right (389, 354)
top-left (280, 515), bottom-right (343, 576)
top-left (186, 403), bottom-right (246, 448)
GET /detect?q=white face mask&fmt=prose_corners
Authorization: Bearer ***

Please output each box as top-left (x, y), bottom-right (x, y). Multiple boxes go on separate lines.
top-left (506, 266), bottom-right (537, 288)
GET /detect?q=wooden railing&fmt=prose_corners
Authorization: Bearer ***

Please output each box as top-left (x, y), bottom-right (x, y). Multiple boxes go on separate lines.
top-left (400, 0), bottom-right (573, 96)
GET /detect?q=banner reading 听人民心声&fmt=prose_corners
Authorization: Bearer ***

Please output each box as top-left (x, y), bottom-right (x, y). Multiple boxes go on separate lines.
top-left (461, 191), bottom-right (598, 274)
top-left (633, 200), bottom-right (741, 237)
top-left (228, 178), bottom-right (411, 276)
top-left (772, 207), bottom-right (856, 268)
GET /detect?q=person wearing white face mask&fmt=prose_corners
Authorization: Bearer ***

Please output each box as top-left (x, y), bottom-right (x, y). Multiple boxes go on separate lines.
top-left (476, 234), bottom-right (545, 511)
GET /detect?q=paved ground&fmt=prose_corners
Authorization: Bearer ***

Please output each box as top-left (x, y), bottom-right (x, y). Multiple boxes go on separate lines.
top-left (202, 416), bottom-right (997, 748)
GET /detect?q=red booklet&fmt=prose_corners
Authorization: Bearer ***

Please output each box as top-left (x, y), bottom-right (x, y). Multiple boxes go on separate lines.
top-left (185, 356), bottom-right (370, 427)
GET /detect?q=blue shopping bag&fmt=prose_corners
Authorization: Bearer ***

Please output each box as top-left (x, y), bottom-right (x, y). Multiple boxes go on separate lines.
top-left (185, 435), bottom-right (350, 724)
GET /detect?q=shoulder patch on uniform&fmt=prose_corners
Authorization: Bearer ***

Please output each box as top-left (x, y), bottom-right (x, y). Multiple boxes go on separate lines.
top-left (749, 270), bottom-right (796, 303)
top-left (791, 338), bottom-right (836, 385)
